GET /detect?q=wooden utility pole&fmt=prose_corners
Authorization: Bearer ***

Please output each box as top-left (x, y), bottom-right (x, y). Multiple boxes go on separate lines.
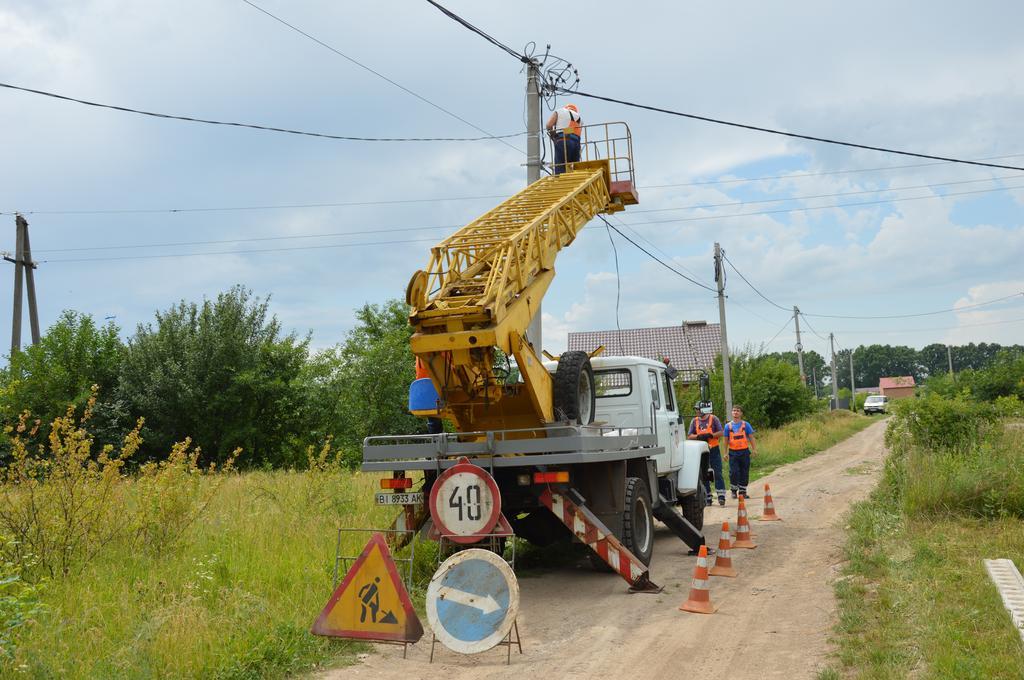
top-left (6, 215), bottom-right (41, 355)
top-left (714, 242), bottom-right (733, 415)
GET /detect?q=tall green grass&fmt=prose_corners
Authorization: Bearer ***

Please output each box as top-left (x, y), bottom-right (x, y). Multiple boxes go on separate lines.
top-left (6, 468), bottom-right (398, 679)
top-left (749, 409), bottom-right (874, 480)
top-left (825, 393), bottom-right (1024, 678)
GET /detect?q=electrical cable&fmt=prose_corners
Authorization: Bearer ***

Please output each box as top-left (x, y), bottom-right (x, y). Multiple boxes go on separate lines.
top-left (31, 223), bottom-right (461, 254)
top-left (4, 195), bottom-right (505, 217)
top-left (629, 174), bottom-right (1023, 215)
top-left (722, 254), bottom-right (790, 312)
top-left (640, 153), bottom-right (1024, 190)
top-left (597, 216), bottom-right (717, 293)
top-left (560, 87), bottom-right (1024, 172)
top-left (0, 82), bottom-right (526, 144)
top-left (834, 315), bottom-right (1024, 334)
top-left (603, 220), bottom-right (624, 354)
top-left (609, 215), bottom-right (712, 286)
top-left (618, 182), bottom-right (1024, 228)
top-left (802, 292), bottom-right (1024, 320)
top-left (423, 0), bottom-right (527, 62)
top-left (240, 0), bottom-right (525, 155)
top-left (763, 316), bottom-right (794, 346)
top-left (40, 236), bottom-right (442, 264)
top-left (7, 171), bottom-right (1017, 218)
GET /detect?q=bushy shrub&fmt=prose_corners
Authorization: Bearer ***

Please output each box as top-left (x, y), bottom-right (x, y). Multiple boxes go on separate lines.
top-left (117, 286), bottom-right (308, 467)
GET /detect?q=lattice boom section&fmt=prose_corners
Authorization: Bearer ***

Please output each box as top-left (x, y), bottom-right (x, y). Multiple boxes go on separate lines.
top-left (422, 168), bottom-right (610, 318)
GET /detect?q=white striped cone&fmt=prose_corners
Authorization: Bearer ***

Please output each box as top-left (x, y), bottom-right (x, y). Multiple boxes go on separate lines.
top-left (709, 521), bottom-right (738, 577)
top-left (680, 545), bottom-right (718, 613)
top-left (760, 484), bottom-right (782, 521)
top-left (733, 496), bottom-right (757, 549)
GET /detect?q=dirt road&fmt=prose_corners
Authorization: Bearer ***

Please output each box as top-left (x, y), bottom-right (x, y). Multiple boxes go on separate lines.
top-left (320, 420), bottom-right (888, 680)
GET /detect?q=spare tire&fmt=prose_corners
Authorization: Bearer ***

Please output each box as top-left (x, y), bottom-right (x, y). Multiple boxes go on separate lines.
top-left (553, 351), bottom-right (595, 425)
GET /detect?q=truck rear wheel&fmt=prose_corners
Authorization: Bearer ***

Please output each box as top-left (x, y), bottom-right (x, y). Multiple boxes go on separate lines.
top-left (553, 351), bottom-right (595, 425)
top-left (622, 477), bottom-right (654, 566)
top-left (679, 485), bottom-right (706, 531)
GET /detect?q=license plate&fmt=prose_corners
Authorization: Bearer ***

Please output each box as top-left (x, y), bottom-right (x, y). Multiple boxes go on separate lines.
top-left (375, 492), bottom-right (424, 506)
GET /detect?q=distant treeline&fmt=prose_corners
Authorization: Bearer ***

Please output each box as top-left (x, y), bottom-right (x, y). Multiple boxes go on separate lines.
top-left (766, 341), bottom-right (1023, 392)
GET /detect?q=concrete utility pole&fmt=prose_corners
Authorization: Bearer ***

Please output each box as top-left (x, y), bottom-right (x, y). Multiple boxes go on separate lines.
top-left (849, 347), bottom-right (856, 412)
top-left (525, 61), bottom-right (543, 353)
top-left (812, 366), bottom-right (820, 399)
top-left (6, 215), bottom-right (41, 355)
top-left (793, 305), bottom-right (806, 386)
top-left (714, 242), bottom-right (734, 415)
top-left (829, 332), bottom-right (839, 411)
top-left (947, 344), bottom-right (955, 381)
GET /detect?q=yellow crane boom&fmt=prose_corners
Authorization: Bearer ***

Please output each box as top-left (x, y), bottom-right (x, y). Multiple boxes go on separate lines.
top-left (406, 123), bottom-right (638, 435)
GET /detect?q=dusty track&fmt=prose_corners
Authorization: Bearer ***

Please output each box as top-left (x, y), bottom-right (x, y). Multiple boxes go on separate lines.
top-left (320, 420), bottom-right (888, 680)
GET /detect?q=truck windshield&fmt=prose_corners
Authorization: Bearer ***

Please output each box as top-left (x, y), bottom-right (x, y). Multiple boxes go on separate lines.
top-left (594, 369), bottom-right (632, 397)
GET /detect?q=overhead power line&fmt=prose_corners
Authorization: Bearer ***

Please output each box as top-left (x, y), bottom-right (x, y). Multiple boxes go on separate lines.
top-left (0, 82), bottom-right (526, 144)
top-left (597, 216), bottom-right (716, 292)
top-left (835, 315), bottom-right (1024, 335)
top-left (621, 182), bottom-right (1024, 228)
top-left (801, 292), bottom-right (1024, 320)
top-left (722, 254), bottom-right (790, 312)
top-left (561, 88), bottom-right (1024, 172)
top-left (630, 174), bottom-right (1022, 215)
top-left (642, 153), bottom-right (1024, 190)
top-left (41, 236), bottom-right (442, 264)
top-left (763, 316), bottom-right (794, 346)
top-left (241, 0), bottom-right (524, 155)
top-left (11, 172), bottom-right (1020, 219)
top-left (423, 0), bottom-right (526, 62)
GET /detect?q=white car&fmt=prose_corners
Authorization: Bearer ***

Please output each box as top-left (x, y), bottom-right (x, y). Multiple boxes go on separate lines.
top-left (863, 395), bottom-right (888, 415)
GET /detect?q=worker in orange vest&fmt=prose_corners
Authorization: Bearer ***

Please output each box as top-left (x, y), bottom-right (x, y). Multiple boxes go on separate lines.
top-left (545, 103), bottom-right (582, 175)
top-left (722, 405), bottom-right (757, 499)
top-left (688, 404), bottom-right (725, 506)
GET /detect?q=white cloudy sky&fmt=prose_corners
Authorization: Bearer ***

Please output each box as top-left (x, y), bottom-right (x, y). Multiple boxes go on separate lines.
top-left (2, 0), bottom-right (1023, 359)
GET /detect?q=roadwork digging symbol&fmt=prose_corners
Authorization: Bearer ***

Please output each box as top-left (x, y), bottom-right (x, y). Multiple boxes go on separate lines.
top-left (311, 532), bottom-right (423, 643)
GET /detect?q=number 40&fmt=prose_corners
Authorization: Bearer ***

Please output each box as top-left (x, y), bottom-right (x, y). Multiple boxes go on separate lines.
top-left (448, 484), bottom-right (482, 522)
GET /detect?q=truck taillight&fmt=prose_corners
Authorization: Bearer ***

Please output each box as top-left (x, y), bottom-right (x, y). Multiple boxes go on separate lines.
top-left (380, 477), bottom-right (413, 490)
top-left (533, 471), bottom-right (569, 484)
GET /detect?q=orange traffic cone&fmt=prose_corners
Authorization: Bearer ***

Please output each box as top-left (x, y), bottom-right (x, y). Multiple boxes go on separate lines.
top-left (760, 483), bottom-right (782, 521)
top-left (733, 496), bottom-right (757, 549)
top-left (679, 544), bottom-right (718, 614)
top-left (709, 521), bottom-right (738, 578)
top-left (732, 494), bottom-right (756, 539)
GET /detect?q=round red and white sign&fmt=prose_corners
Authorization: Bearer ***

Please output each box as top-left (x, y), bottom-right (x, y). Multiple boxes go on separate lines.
top-left (428, 459), bottom-right (501, 544)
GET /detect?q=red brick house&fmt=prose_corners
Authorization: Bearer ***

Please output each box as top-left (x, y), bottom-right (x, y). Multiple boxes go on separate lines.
top-left (879, 376), bottom-right (916, 400)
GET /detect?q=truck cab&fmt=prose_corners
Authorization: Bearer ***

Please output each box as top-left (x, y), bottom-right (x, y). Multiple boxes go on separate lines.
top-left (544, 355), bottom-right (710, 525)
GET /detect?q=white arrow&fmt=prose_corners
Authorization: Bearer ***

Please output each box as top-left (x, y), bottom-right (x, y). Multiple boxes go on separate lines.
top-left (437, 585), bottom-right (500, 615)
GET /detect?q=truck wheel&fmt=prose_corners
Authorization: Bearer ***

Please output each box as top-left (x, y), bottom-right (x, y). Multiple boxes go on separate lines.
top-left (622, 477), bottom-right (654, 566)
top-left (679, 486), bottom-right (706, 531)
top-left (553, 351), bottom-right (596, 425)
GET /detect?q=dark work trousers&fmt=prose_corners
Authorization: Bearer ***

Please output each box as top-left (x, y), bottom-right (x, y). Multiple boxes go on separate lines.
top-left (704, 445), bottom-right (725, 499)
top-left (552, 134), bottom-right (580, 174)
top-left (728, 449), bottom-right (752, 498)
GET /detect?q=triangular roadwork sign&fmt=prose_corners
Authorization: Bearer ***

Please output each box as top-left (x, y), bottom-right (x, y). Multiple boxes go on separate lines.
top-left (311, 532), bottom-right (423, 643)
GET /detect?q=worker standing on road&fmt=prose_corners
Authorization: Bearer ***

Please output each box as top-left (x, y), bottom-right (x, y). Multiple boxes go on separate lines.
top-left (688, 404), bottom-right (725, 507)
top-left (546, 103), bottom-right (582, 175)
top-left (722, 405), bottom-right (757, 499)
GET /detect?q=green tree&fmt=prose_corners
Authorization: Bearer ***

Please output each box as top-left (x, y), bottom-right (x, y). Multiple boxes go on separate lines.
top-left (297, 299), bottom-right (426, 465)
top-left (117, 286), bottom-right (308, 466)
top-left (0, 311), bottom-right (123, 445)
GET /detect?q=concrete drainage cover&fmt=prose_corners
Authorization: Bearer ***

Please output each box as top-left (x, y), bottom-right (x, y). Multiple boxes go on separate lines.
top-left (983, 558), bottom-right (1024, 643)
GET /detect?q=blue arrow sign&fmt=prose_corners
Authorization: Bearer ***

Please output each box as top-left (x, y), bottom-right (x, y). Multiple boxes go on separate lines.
top-left (426, 549), bottom-right (519, 654)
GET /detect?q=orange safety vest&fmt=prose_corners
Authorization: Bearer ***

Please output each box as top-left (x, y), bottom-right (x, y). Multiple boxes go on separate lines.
top-left (727, 421), bottom-right (751, 451)
top-left (693, 415), bottom-right (719, 448)
top-left (560, 105), bottom-right (581, 137)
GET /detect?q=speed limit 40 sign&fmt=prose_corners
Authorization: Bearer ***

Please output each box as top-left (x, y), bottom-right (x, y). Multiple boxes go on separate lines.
top-left (428, 458), bottom-right (501, 544)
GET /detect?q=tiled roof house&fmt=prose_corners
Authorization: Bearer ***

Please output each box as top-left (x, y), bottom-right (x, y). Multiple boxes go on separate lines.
top-left (567, 321), bottom-right (721, 381)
